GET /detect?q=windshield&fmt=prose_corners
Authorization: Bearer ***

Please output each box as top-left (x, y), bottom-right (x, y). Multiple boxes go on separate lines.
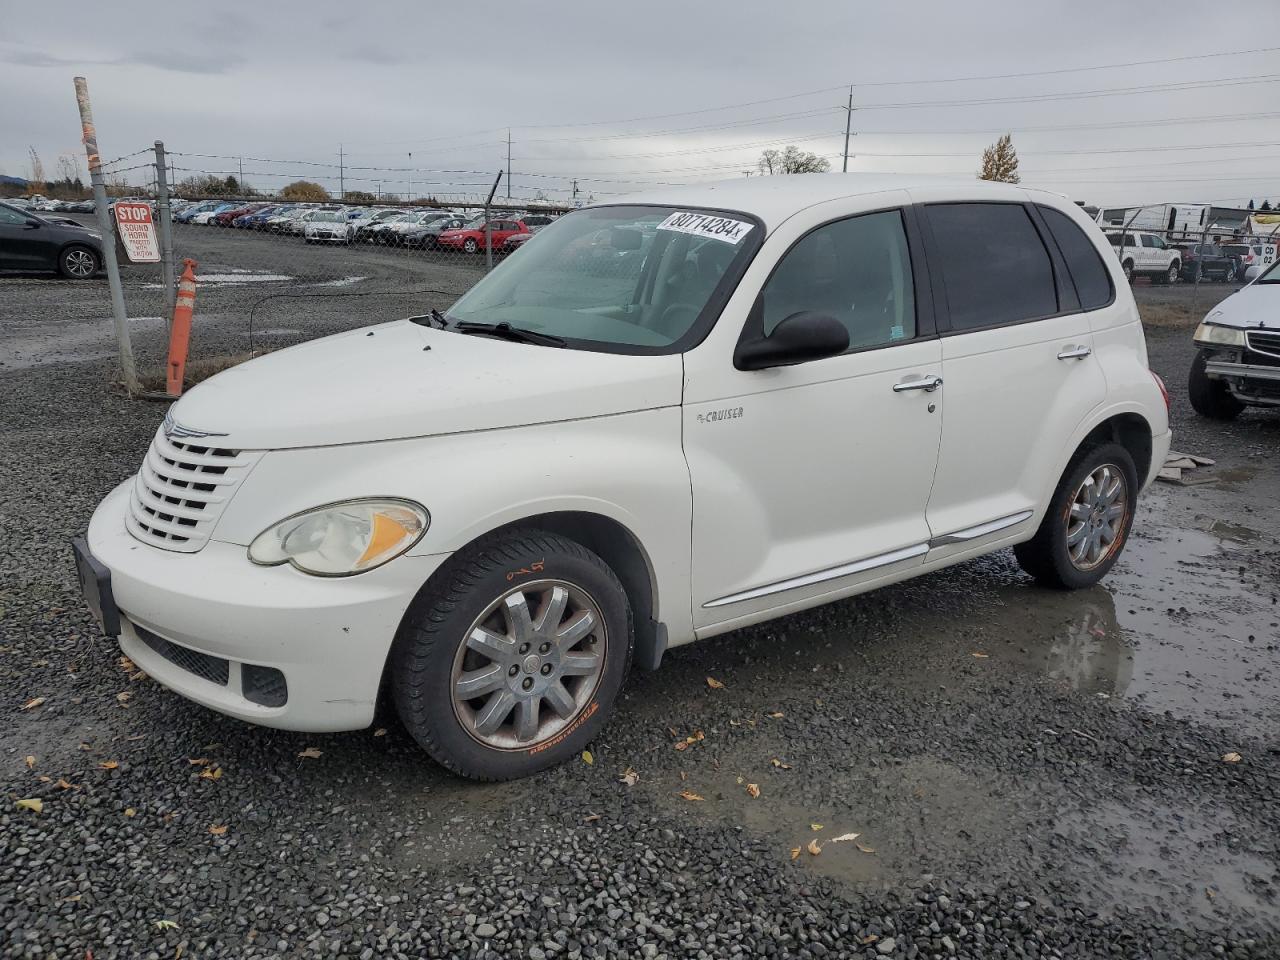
top-left (447, 204), bottom-right (759, 352)
top-left (313, 212), bottom-right (343, 222)
top-left (1256, 259), bottom-right (1280, 284)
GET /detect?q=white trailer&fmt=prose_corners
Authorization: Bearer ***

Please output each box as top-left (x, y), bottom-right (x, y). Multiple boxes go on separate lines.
top-left (1097, 203), bottom-right (1211, 236)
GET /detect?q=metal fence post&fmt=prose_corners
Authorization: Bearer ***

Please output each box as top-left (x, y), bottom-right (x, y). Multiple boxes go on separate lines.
top-left (154, 140), bottom-right (177, 328)
top-left (484, 170), bottom-right (503, 272)
top-left (74, 76), bottom-right (140, 396)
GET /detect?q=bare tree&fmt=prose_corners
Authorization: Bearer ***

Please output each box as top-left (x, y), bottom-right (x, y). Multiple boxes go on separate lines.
top-left (26, 146), bottom-right (46, 195)
top-left (758, 146), bottom-right (831, 176)
top-left (978, 134), bottom-right (1021, 183)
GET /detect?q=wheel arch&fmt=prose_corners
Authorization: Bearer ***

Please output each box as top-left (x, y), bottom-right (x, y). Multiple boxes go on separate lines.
top-left (1065, 411), bottom-right (1154, 490)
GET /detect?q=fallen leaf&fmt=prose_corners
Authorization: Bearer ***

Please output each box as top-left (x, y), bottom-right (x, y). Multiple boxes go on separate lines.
top-left (770, 758), bottom-right (792, 770)
top-left (188, 757), bottom-right (211, 766)
top-left (126, 734), bottom-right (147, 741)
top-left (55, 779), bottom-right (76, 790)
top-left (129, 670), bottom-right (148, 682)
top-left (581, 750), bottom-right (594, 765)
top-left (16, 798), bottom-right (43, 813)
top-left (37, 775), bottom-right (50, 782)
top-left (583, 813), bottom-right (601, 822)
top-left (746, 783), bottom-right (761, 798)
top-left (970, 652), bottom-right (990, 659)
top-left (1222, 752), bottom-right (1243, 763)
top-left (373, 728), bottom-right (386, 737)
top-left (706, 676), bottom-right (725, 689)
top-left (861, 935), bottom-right (880, 945)
top-left (125, 807), bottom-right (137, 817)
top-left (208, 824), bottom-right (228, 836)
top-left (21, 697), bottom-right (45, 711)
top-left (98, 761), bottom-right (119, 771)
top-left (297, 747), bottom-right (323, 759)
top-left (116, 691), bottom-right (132, 704)
top-left (767, 711), bottom-right (784, 719)
top-left (118, 656), bottom-right (136, 672)
top-left (677, 790), bottom-right (705, 802)
top-left (667, 726), bottom-right (679, 737)
top-left (830, 831), bottom-right (861, 843)
top-left (59, 894), bottom-right (82, 904)
top-left (679, 770), bottom-right (687, 781)
top-left (810, 823), bottom-right (823, 831)
top-left (790, 846), bottom-right (801, 860)
top-left (673, 730), bottom-right (706, 751)
top-left (155, 919), bottom-right (180, 930)
top-left (1205, 887), bottom-right (1216, 900)
top-left (24, 755), bottom-right (35, 770)
top-left (199, 766), bottom-right (222, 781)
top-left (619, 767), bottom-right (639, 786)
top-left (31, 659), bottom-right (50, 667)
top-left (673, 741), bottom-right (689, 752)
top-left (806, 839), bottom-right (822, 856)
top-left (855, 843), bottom-right (876, 854)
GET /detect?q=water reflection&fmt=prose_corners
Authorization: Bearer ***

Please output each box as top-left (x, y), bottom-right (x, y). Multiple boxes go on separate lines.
top-left (1041, 587), bottom-right (1133, 697)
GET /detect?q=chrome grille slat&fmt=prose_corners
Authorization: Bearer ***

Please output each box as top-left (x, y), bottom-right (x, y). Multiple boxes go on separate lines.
top-left (126, 424), bottom-right (259, 553)
top-left (1245, 330), bottom-right (1280, 360)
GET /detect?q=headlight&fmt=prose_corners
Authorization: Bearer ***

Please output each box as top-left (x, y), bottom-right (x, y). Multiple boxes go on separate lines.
top-left (248, 499), bottom-right (428, 576)
top-left (1193, 322), bottom-right (1245, 347)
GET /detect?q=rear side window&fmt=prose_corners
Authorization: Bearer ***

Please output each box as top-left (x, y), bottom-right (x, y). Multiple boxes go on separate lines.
top-left (1039, 206), bottom-right (1114, 311)
top-left (926, 203), bottom-right (1057, 330)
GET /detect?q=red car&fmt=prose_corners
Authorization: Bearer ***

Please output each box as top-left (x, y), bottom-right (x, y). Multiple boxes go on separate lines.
top-left (212, 202), bottom-right (270, 227)
top-left (437, 218), bottom-right (528, 253)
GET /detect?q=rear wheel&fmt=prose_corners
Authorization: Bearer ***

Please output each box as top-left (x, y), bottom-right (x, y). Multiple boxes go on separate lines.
top-left (58, 245), bottom-right (98, 279)
top-left (1014, 442), bottom-right (1137, 590)
top-left (392, 530), bottom-right (632, 781)
top-left (1188, 349), bottom-right (1244, 420)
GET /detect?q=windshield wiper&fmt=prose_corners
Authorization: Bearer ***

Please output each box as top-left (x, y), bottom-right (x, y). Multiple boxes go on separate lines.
top-left (453, 321), bottom-right (565, 348)
top-left (408, 308), bottom-right (450, 328)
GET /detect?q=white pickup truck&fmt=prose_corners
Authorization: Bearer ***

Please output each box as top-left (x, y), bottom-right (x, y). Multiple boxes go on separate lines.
top-left (1106, 231), bottom-right (1181, 285)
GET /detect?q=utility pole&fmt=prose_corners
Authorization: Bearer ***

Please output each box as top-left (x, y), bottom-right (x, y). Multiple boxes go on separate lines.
top-left (338, 143), bottom-right (345, 200)
top-left (408, 151), bottom-right (413, 203)
top-left (506, 128), bottom-right (512, 201)
top-left (842, 85), bottom-right (855, 173)
top-left (239, 155), bottom-right (244, 191)
top-left (571, 178), bottom-right (579, 204)
top-left (74, 76), bottom-right (139, 396)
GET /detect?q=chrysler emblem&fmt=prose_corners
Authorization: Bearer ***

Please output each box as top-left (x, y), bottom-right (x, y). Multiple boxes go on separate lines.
top-left (163, 410), bottom-right (227, 441)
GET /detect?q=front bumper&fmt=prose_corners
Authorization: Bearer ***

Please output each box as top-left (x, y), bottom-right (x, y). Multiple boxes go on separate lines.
top-left (86, 482), bottom-right (448, 732)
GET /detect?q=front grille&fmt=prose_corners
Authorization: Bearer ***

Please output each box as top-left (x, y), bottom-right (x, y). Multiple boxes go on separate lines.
top-left (125, 425), bottom-right (259, 552)
top-left (134, 623), bottom-right (230, 685)
top-left (1245, 330), bottom-right (1280, 363)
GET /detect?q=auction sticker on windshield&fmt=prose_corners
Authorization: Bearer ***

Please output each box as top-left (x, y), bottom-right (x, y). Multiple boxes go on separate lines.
top-left (658, 211), bottom-right (753, 245)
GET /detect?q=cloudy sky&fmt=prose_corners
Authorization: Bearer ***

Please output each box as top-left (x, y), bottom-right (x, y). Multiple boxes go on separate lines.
top-left (3, 0), bottom-right (1279, 207)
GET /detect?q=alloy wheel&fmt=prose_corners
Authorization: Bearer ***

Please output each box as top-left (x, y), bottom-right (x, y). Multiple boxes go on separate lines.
top-left (1065, 464), bottom-right (1128, 571)
top-left (64, 249), bottom-right (95, 278)
top-left (450, 579), bottom-right (606, 751)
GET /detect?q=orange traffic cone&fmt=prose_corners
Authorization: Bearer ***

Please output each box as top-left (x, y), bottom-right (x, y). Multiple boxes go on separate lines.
top-left (166, 258), bottom-right (197, 397)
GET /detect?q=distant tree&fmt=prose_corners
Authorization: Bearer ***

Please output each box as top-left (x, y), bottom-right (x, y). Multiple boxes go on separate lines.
top-left (758, 145), bottom-right (831, 175)
top-left (26, 146), bottom-right (45, 196)
top-left (343, 190), bottom-right (375, 202)
top-left (1262, 199), bottom-right (1274, 211)
top-left (1247, 199), bottom-right (1256, 210)
top-left (979, 134), bottom-right (1020, 183)
top-left (177, 173), bottom-right (239, 197)
top-left (281, 180), bottom-right (330, 201)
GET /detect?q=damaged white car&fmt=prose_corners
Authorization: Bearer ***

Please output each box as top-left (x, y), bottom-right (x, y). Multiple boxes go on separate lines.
top-left (1189, 256), bottom-right (1280, 419)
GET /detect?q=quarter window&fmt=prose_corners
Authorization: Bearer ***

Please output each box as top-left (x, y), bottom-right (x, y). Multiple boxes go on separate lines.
top-left (1039, 206), bottom-right (1114, 311)
top-left (926, 203), bottom-right (1058, 330)
top-left (761, 210), bottom-right (916, 350)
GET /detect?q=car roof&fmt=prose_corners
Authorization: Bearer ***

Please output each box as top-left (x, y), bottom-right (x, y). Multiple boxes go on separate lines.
top-left (602, 172), bottom-right (1052, 231)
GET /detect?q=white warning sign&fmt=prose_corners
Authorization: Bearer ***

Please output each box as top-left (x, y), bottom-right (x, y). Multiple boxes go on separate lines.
top-left (113, 201), bottom-right (160, 263)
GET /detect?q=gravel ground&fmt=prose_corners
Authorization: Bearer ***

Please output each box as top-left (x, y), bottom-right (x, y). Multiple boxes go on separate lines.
top-left (1, 234), bottom-right (1278, 959)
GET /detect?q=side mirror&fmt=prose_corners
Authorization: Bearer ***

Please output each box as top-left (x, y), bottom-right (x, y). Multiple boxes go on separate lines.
top-left (24, 218), bottom-right (40, 229)
top-left (735, 311), bottom-right (849, 371)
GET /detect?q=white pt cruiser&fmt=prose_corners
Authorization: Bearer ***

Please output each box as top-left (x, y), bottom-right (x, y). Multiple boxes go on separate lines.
top-left (76, 175), bottom-right (1171, 780)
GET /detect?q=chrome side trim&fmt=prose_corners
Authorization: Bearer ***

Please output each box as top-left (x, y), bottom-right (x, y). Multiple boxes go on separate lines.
top-left (702, 543), bottom-right (928, 609)
top-left (929, 510), bottom-right (1034, 548)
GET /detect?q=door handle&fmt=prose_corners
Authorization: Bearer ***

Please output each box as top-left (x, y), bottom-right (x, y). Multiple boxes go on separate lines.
top-left (1057, 345), bottom-right (1092, 360)
top-left (893, 375), bottom-right (943, 393)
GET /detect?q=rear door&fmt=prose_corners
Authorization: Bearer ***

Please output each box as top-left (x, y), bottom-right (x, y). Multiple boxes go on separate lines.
top-left (914, 198), bottom-right (1109, 556)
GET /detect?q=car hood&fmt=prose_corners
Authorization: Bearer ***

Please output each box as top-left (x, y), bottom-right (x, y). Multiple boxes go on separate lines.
top-left (167, 319), bottom-right (684, 450)
top-left (1204, 284), bottom-right (1278, 329)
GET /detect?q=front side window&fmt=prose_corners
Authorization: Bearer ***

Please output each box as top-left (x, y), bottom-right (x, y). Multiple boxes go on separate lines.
top-left (447, 205), bottom-right (759, 352)
top-left (760, 210), bottom-right (915, 350)
top-left (0, 205), bottom-right (28, 225)
top-left (926, 203), bottom-right (1058, 330)
top-left (1039, 206), bottom-right (1113, 311)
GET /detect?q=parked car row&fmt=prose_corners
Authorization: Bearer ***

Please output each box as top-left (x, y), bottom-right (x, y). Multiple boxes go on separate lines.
top-left (168, 198), bottom-right (558, 253)
top-left (1107, 230), bottom-right (1275, 282)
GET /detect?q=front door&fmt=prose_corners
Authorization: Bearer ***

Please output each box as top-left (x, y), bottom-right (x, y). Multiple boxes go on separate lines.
top-left (0, 205), bottom-right (42, 269)
top-left (684, 205), bottom-right (943, 630)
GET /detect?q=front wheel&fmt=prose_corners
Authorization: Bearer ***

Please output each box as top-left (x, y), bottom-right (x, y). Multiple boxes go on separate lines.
top-left (58, 245), bottom-right (98, 279)
top-left (463, 237), bottom-right (479, 254)
top-left (392, 530), bottom-right (633, 781)
top-left (1122, 259), bottom-right (1134, 283)
top-left (1014, 443), bottom-right (1138, 590)
top-left (1188, 349), bottom-right (1244, 420)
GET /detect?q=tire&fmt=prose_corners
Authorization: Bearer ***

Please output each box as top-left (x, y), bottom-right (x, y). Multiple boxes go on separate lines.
top-left (58, 245), bottom-right (98, 279)
top-left (392, 529), bottom-right (633, 781)
top-left (1167, 262), bottom-right (1179, 284)
top-left (1188, 348), bottom-right (1244, 420)
top-left (1122, 259), bottom-right (1134, 283)
top-left (463, 238), bottom-right (479, 254)
top-left (1014, 442), bottom-right (1138, 591)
